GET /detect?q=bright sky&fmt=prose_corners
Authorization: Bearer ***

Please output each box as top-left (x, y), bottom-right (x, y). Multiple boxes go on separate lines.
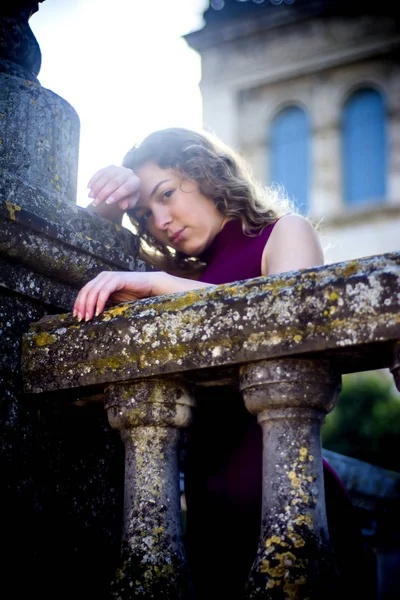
top-left (30, 0), bottom-right (208, 207)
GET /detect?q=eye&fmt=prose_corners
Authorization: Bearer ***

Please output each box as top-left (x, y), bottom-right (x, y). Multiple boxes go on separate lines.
top-left (137, 209), bottom-right (152, 221)
top-left (161, 189), bottom-right (173, 202)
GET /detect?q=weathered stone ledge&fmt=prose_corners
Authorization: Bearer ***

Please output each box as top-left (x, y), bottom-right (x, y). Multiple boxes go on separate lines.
top-left (0, 205), bottom-right (143, 287)
top-left (0, 192), bottom-right (139, 266)
top-left (22, 251), bottom-right (400, 394)
top-left (0, 257), bottom-right (76, 310)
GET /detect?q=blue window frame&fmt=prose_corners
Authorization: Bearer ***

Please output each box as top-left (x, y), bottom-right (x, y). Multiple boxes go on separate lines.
top-left (269, 105), bottom-right (310, 214)
top-left (342, 88), bottom-right (386, 206)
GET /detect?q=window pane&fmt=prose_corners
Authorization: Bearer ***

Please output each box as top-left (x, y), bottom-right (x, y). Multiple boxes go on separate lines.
top-left (270, 106), bottom-right (309, 214)
top-left (342, 88), bottom-right (386, 205)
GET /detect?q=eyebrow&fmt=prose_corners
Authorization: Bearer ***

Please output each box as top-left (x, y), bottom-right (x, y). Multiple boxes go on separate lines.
top-left (150, 179), bottom-right (172, 199)
top-left (130, 179), bottom-right (173, 218)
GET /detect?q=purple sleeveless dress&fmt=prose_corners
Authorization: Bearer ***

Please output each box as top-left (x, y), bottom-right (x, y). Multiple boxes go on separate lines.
top-left (183, 219), bottom-right (367, 599)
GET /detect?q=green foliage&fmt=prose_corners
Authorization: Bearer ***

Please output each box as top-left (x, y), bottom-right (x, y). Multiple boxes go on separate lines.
top-left (322, 369), bottom-right (400, 472)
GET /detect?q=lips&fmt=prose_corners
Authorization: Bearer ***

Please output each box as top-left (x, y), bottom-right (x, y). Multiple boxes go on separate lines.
top-left (170, 228), bottom-right (186, 244)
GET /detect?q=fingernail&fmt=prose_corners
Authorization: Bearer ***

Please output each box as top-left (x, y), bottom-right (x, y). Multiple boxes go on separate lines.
top-left (85, 312), bottom-right (90, 321)
top-left (77, 312), bottom-right (82, 322)
top-left (88, 191), bottom-right (94, 199)
top-left (73, 310), bottom-right (76, 318)
top-left (95, 308), bottom-right (99, 317)
top-left (91, 198), bottom-right (99, 206)
top-left (105, 196), bottom-right (114, 204)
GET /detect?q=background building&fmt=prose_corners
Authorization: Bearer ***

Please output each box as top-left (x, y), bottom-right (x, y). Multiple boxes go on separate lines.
top-left (186, 0), bottom-right (400, 264)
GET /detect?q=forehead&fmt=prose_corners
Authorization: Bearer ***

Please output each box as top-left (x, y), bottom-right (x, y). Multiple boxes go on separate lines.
top-left (136, 163), bottom-right (178, 199)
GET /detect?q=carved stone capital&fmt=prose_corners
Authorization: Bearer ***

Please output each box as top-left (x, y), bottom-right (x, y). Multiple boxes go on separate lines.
top-left (240, 358), bottom-right (341, 420)
top-left (105, 378), bottom-right (195, 430)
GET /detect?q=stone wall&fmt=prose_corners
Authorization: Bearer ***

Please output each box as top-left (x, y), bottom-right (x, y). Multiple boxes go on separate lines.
top-left (185, 5), bottom-right (400, 265)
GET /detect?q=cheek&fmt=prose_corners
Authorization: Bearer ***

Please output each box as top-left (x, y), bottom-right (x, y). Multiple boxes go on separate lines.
top-left (146, 221), bottom-right (168, 243)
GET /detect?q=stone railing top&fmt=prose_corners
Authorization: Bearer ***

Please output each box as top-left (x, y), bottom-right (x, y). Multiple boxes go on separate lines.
top-left (22, 251), bottom-right (400, 395)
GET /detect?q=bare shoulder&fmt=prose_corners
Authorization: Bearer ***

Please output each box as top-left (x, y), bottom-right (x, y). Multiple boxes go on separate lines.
top-left (272, 213), bottom-right (317, 234)
top-left (262, 214), bottom-right (324, 276)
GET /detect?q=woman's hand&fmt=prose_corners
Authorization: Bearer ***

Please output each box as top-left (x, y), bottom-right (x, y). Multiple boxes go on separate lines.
top-left (88, 165), bottom-right (141, 211)
top-left (73, 270), bottom-right (212, 322)
top-left (73, 271), bottom-right (155, 322)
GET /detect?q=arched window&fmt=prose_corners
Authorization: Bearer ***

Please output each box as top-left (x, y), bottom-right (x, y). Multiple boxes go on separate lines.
top-left (342, 88), bottom-right (386, 206)
top-left (269, 105), bottom-right (310, 214)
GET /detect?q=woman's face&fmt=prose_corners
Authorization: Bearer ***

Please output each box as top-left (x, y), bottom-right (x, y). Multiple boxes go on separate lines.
top-left (133, 162), bottom-right (227, 256)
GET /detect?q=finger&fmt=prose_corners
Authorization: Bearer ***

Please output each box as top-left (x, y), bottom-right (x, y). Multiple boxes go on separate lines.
top-left (89, 168), bottom-right (124, 204)
top-left (119, 199), bottom-right (129, 211)
top-left (73, 272), bottom-right (109, 321)
top-left (96, 175), bottom-right (140, 207)
top-left (85, 275), bottom-right (119, 320)
top-left (87, 166), bottom-right (116, 198)
top-left (95, 285), bottom-right (120, 317)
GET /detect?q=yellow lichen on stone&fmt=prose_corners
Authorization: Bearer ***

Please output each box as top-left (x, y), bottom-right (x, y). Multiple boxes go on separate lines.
top-left (115, 559), bottom-right (128, 581)
top-left (265, 535), bottom-right (289, 548)
top-left (102, 304), bottom-right (131, 321)
top-left (287, 471), bottom-right (301, 487)
top-left (6, 201), bottom-right (21, 221)
top-left (295, 515), bottom-right (312, 528)
top-left (35, 332), bottom-right (57, 347)
top-left (299, 447), bottom-right (308, 461)
top-left (342, 261), bottom-right (359, 278)
top-left (283, 577), bottom-right (307, 598)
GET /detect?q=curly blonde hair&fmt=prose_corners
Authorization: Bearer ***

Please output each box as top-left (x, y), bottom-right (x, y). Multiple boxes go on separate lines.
top-left (122, 127), bottom-right (291, 272)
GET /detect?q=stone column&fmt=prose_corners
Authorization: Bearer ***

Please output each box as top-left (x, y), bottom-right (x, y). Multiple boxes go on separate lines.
top-left (0, 1), bottom-right (80, 215)
top-left (0, 3), bottom-right (81, 595)
top-left (240, 358), bottom-right (341, 599)
top-left (105, 379), bottom-right (195, 599)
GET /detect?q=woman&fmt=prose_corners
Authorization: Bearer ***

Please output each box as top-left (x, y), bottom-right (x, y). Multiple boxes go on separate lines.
top-left (74, 128), bottom-right (369, 599)
top-left (74, 128), bottom-right (321, 320)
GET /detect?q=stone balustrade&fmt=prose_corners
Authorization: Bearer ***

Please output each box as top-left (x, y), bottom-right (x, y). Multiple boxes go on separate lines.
top-left (21, 252), bottom-right (400, 598)
top-left (3, 4), bottom-right (400, 596)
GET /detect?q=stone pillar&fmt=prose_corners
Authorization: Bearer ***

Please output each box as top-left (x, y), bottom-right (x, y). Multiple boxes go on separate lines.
top-left (240, 358), bottom-right (341, 599)
top-left (105, 379), bottom-right (195, 599)
top-left (390, 341), bottom-right (400, 392)
top-left (0, 3), bottom-right (81, 595)
top-left (0, 16), bottom-right (80, 216)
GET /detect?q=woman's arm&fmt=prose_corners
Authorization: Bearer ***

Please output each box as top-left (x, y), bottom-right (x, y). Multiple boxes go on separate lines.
top-left (261, 214), bottom-right (324, 276)
top-left (85, 165), bottom-right (142, 224)
top-left (73, 271), bottom-right (213, 322)
top-left (86, 199), bottom-right (125, 224)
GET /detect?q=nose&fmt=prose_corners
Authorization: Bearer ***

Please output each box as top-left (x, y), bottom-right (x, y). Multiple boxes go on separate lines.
top-left (153, 206), bottom-right (171, 231)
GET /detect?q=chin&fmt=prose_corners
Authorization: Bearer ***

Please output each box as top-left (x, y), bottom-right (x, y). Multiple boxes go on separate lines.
top-left (178, 241), bottom-right (203, 257)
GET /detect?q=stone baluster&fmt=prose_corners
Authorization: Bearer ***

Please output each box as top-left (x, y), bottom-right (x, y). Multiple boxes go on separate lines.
top-left (240, 358), bottom-right (341, 599)
top-left (390, 341), bottom-right (400, 392)
top-left (105, 379), bottom-right (195, 599)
